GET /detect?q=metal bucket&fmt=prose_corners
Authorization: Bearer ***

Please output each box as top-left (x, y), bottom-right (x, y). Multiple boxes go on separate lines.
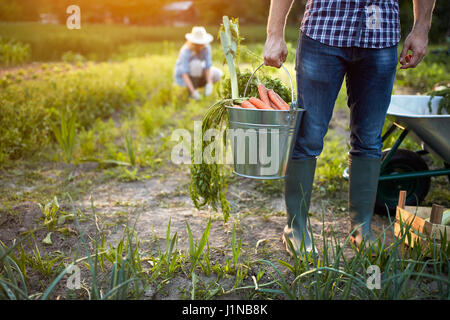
top-left (226, 63), bottom-right (304, 179)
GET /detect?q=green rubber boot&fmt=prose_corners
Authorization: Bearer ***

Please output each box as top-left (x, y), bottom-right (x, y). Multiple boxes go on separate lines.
top-left (348, 155), bottom-right (381, 247)
top-left (283, 158), bottom-right (317, 255)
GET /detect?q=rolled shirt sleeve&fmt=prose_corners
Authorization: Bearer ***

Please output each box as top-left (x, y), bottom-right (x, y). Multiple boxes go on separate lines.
top-left (204, 45), bottom-right (212, 69)
top-left (180, 48), bottom-right (191, 74)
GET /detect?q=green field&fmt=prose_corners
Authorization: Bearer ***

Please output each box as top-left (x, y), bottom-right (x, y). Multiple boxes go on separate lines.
top-left (0, 23), bottom-right (301, 61)
top-left (0, 23), bottom-right (449, 300)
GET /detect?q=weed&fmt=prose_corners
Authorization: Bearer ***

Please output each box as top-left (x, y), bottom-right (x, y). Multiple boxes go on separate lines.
top-left (0, 37), bottom-right (30, 66)
top-left (125, 133), bottom-right (136, 167)
top-left (186, 219), bottom-right (212, 277)
top-left (38, 196), bottom-right (61, 230)
top-left (51, 112), bottom-right (77, 164)
top-left (25, 235), bottom-right (65, 279)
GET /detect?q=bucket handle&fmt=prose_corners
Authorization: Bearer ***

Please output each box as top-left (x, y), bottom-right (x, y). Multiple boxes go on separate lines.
top-left (243, 62), bottom-right (296, 110)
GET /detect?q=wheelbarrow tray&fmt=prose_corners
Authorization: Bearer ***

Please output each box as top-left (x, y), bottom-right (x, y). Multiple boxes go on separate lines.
top-left (387, 95), bottom-right (450, 163)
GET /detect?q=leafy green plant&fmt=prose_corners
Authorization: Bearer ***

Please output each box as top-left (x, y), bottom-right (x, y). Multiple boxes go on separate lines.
top-left (427, 87), bottom-right (450, 115)
top-left (231, 223), bottom-right (242, 270)
top-left (186, 219), bottom-right (212, 276)
top-left (189, 99), bottom-right (241, 222)
top-left (52, 112), bottom-right (77, 163)
top-left (188, 272), bottom-right (222, 300)
top-left (39, 196), bottom-right (61, 230)
top-left (0, 238), bottom-right (73, 300)
top-left (150, 219), bottom-right (181, 280)
top-left (220, 69), bottom-right (292, 103)
top-left (68, 194), bottom-right (147, 300)
top-left (0, 37), bottom-right (30, 66)
top-left (0, 55), bottom-right (173, 165)
top-left (396, 59), bottom-right (448, 92)
top-left (124, 133), bottom-right (136, 167)
top-left (247, 211), bottom-right (450, 300)
top-left (255, 179), bottom-right (284, 197)
top-left (118, 167), bottom-right (140, 182)
top-left (25, 235), bottom-right (65, 279)
top-left (61, 51), bottom-right (86, 64)
top-left (0, 241), bottom-right (29, 299)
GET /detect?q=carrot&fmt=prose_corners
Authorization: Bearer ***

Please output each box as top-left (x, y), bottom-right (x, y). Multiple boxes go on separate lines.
top-left (268, 89), bottom-right (289, 110)
top-left (275, 92), bottom-right (290, 110)
top-left (232, 104), bottom-right (241, 108)
top-left (249, 97), bottom-right (273, 110)
top-left (257, 84), bottom-right (273, 109)
top-left (241, 100), bottom-right (257, 109)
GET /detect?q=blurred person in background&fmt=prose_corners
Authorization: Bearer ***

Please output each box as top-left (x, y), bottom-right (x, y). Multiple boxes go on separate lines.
top-left (174, 26), bottom-right (223, 100)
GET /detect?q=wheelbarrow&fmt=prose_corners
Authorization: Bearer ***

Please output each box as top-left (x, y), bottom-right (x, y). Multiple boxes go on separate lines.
top-left (344, 95), bottom-right (450, 214)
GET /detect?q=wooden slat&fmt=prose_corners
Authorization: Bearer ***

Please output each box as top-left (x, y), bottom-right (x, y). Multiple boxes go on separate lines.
top-left (430, 204), bottom-right (444, 224)
top-left (430, 223), bottom-right (450, 241)
top-left (398, 190), bottom-right (407, 209)
top-left (396, 207), bottom-right (428, 234)
top-left (399, 206), bottom-right (450, 241)
top-left (394, 222), bottom-right (427, 248)
top-left (396, 207), bottom-right (450, 242)
top-left (405, 206), bottom-right (429, 220)
top-left (394, 222), bottom-right (442, 258)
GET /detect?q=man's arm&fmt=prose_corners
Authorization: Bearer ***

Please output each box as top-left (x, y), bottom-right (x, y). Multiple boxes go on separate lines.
top-left (399, 0), bottom-right (436, 69)
top-left (264, 0), bottom-right (294, 68)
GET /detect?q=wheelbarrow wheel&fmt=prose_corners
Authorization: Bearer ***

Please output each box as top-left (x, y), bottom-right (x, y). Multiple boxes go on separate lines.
top-left (375, 148), bottom-right (431, 215)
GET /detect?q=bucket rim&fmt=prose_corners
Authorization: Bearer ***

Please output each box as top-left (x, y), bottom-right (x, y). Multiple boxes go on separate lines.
top-left (232, 171), bottom-right (286, 180)
top-left (225, 105), bottom-right (305, 112)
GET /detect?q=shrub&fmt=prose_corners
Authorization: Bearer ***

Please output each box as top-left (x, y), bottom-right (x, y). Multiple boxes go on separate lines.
top-left (0, 37), bottom-right (30, 66)
top-left (61, 51), bottom-right (86, 64)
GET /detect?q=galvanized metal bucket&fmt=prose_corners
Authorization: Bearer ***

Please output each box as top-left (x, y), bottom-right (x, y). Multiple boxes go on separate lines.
top-left (226, 63), bottom-right (304, 179)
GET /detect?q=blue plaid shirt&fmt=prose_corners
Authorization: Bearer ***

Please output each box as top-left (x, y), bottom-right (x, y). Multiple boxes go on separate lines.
top-left (301, 0), bottom-right (401, 48)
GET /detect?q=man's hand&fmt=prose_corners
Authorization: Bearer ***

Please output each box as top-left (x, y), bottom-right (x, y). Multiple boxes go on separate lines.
top-left (399, 28), bottom-right (428, 69)
top-left (399, 0), bottom-right (436, 69)
top-left (264, 0), bottom-right (294, 68)
top-left (264, 35), bottom-right (288, 68)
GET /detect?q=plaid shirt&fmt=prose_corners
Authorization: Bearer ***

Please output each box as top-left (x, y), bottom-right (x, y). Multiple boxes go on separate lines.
top-left (301, 0), bottom-right (401, 48)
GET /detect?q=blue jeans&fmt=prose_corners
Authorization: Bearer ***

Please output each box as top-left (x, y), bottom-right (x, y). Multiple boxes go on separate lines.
top-left (292, 33), bottom-right (398, 160)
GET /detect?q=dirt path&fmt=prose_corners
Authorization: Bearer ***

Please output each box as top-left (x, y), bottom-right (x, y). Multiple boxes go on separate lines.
top-left (74, 164), bottom-right (394, 256)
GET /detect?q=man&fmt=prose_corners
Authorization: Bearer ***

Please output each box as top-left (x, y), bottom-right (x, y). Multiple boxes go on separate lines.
top-left (264, 0), bottom-right (436, 255)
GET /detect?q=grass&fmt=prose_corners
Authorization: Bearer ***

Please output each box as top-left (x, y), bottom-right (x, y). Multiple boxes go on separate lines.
top-left (0, 36), bottom-right (31, 66)
top-left (52, 112), bottom-right (77, 164)
top-left (186, 219), bottom-right (212, 277)
top-left (251, 213), bottom-right (450, 300)
top-left (0, 55), bottom-right (180, 165)
top-left (0, 23), bottom-right (301, 62)
top-left (1, 188), bottom-right (449, 300)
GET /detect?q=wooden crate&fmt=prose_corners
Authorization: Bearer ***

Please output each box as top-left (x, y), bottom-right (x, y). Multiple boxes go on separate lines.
top-left (394, 191), bottom-right (450, 254)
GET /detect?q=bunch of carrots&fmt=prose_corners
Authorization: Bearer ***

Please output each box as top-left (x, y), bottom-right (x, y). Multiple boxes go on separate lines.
top-left (231, 84), bottom-right (290, 110)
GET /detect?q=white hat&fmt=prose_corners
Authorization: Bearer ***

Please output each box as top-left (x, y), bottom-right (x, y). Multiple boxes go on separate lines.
top-left (185, 26), bottom-right (213, 45)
